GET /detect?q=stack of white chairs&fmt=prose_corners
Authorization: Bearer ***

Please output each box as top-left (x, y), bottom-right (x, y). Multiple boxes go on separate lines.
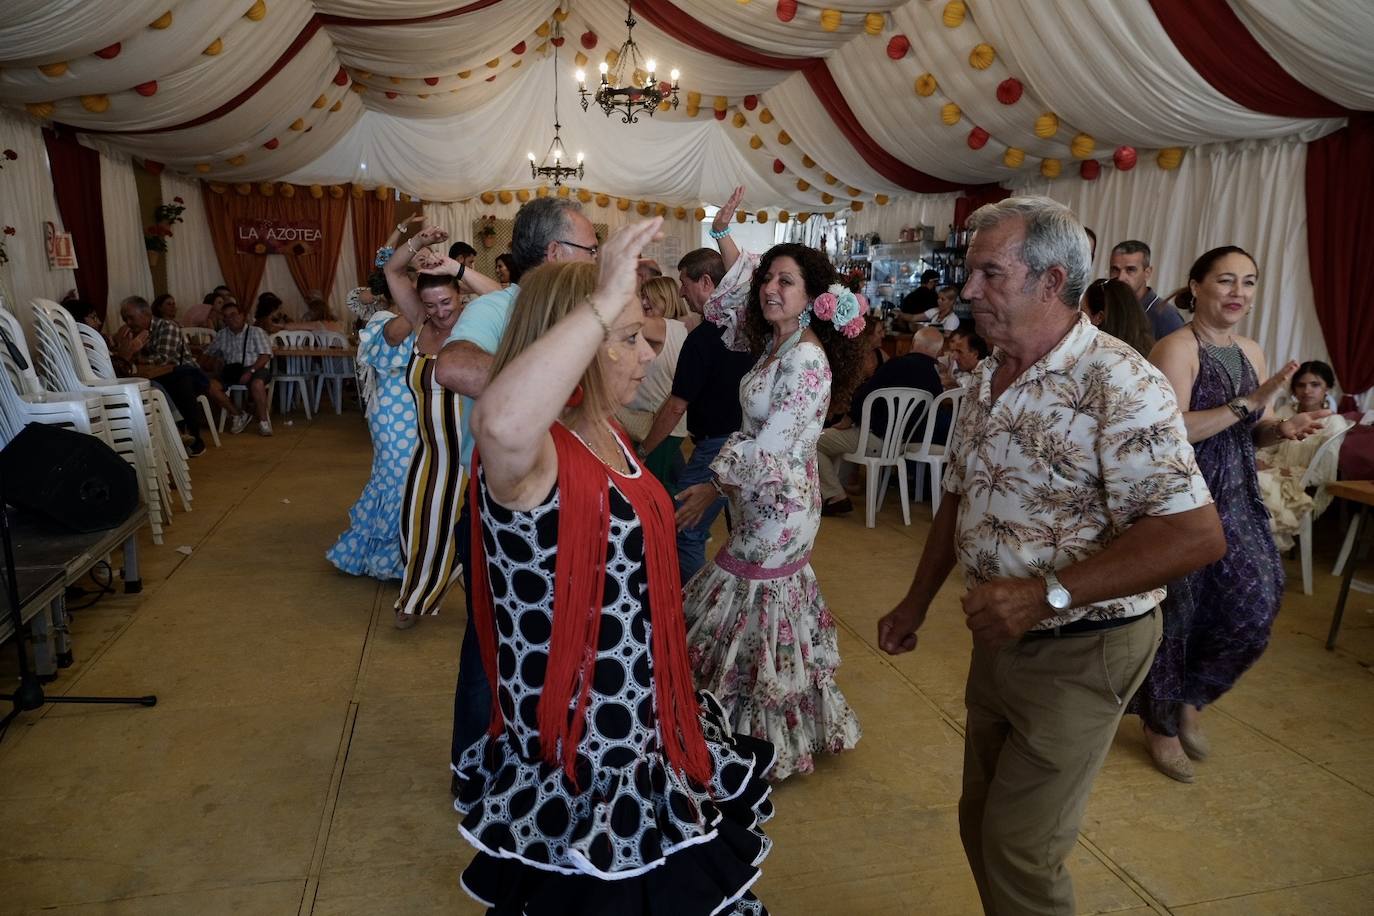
top-left (0, 303), bottom-right (106, 449)
top-left (29, 300), bottom-right (168, 543)
top-left (905, 387), bottom-right (968, 516)
top-left (270, 330), bottom-right (314, 419)
top-left (312, 330), bottom-right (355, 415)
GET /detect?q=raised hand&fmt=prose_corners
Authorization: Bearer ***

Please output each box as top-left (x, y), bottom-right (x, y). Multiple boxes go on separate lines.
top-left (1280, 409), bottom-right (1331, 441)
top-left (405, 213), bottom-right (426, 228)
top-left (418, 254), bottom-right (467, 276)
top-left (411, 225), bottom-right (448, 250)
top-left (1247, 360), bottom-right (1299, 412)
top-left (595, 218), bottom-right (664, 323)
top-left (712, 186), bottom-right (745, 234)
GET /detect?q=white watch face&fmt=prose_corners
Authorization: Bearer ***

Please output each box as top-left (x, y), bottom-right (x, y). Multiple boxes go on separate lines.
top-left (1048, 586), bottom-right (1071, 610)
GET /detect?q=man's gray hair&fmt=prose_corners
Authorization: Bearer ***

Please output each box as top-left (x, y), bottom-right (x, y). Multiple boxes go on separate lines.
top-left (966, 196), bottom-right (1091, 308)
top-left (120, 295), bottom-right (151, 313)
top-left (510, 197), bottom-right (583, 276)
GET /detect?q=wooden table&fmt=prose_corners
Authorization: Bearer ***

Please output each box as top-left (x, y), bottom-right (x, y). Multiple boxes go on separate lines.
top-left (1327, 480), bottom-right (1373, 650)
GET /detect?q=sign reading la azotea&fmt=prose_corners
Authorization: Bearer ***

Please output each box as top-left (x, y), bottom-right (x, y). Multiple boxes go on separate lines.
top-left (234, 218), bottom-right (323, 255)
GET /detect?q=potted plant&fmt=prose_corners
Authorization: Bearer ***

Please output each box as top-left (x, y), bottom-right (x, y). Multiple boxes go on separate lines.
top-left (143, 196), bottom-right (186, 266)
top-left (477, 219), bottom-right (498, 249)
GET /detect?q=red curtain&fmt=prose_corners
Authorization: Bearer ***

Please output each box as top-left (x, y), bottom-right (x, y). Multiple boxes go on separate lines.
top-left (42, 127), bottom-right (108, 318)
top-left (1307, 115), bottom-right (1374, 395)
top-left (201, 183), bottom-right (270, 306)
top-left (281, 190), bottom-right (349, 306)
top-left (953, 186), bottom-right (1011, 228)
top-left (349, 189), bottom-right (396, 289)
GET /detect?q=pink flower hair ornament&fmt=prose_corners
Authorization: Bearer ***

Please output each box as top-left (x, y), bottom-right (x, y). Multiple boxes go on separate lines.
top-left (811, 291), bottom-right (838, 321)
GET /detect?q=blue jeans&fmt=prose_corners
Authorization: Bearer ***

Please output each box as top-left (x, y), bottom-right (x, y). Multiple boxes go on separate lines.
top-left (451, 498), bottom-right (492, 767)
top-left (676, 435), bottom-right (729, 584)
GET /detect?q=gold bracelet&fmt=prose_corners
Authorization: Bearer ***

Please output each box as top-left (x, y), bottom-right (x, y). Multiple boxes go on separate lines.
top-left (584, 295), bottom-right (612, 339)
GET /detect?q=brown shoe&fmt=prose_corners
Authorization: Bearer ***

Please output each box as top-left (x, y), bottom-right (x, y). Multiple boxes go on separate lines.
top-left (821, 497), bottom-right (853, 517)
top-left (393, 609), bottom-right (418, 630)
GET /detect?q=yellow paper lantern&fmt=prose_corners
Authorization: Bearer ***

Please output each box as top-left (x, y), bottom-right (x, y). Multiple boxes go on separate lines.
top-left (1004, 147), bottom-right (1025, 168)
top-left (81, 94), bottom-right (110, 113)
top-left (732, 111), bottom-right (747, 128)
top-left (25, 102), bottom-right (55, 118)
top-left (605, 50), bottom-right (619, 68)
top-left (820, 9), bottom-right (841, 32)
top-left (485, 58), bottom-right (500, 69)
top-left (685, 103), bottom-right (699, 118)
top-left (798, 212), bottom-right (811, 224)
top-left (735, 211), bottom-right (747, 224)
top-left (801, 154), bottom-right (815, 169)
top-left (329, 100), bottom-right (342, 112)
top-left (497, 189), bottom-right (513, 204)
top-left (536, 186), bottom-right (549, 198)
top-left (329, 185), bottom-right (345, 199)
top-left (687, 90), bottom-right (701, 107)
top-left (234, 183), bottom-right (252, 195)
top-left (778, 210), bottom-right (790, 222)
top-left (312, 94), bottom-right (327, 109)
top-left (516, 189), bottom-right (531, 202)
top-left (575, 189), bottom-right (590, 203)
top-left (574, 52), bottom-right (588, 68)
top-left (850, 201), bottom-right (863, 212)
top-left (556, 186), bottom-right (570, 198)
top-left (822, 172), bottom-right (837, 185)
top-left (713, 96), bottom-right (728, 113)
top-left (1069, 133), bottom-right (1095, 159)
top-left (674, 206), bottom-right (687, 220)
top-left (940, 102), bottom-right (961, 125)
top-left (209, 182), bottom-right (228, 194)
top-left (150, 11), bottom-right (173, 29)
top-left (616, 197), bottom-right (631, 211)
top-left (748, 135), bottom-right (763, 150)
top-left (759, 108), bottom-right (774, 124)
top-left (635, 201), bottom-right (650, 216)
top-left (1157, 147), bottom-right (1185, 170)
top-left (658, 99), bottom-right (670, 112)
top-left (536, 21), bottom-right (550, 37)
top-left (289, 118), bottom-right (304, 131)
top-left (777, 130), bottom-right (792, 145)
top-left (1040, 157), bottom-right (1062, 178)
top-left (480, 191), bottom-right (496, 204)
top-left (820, 192), bottom-right (834, 204)
top-left (226, 153), bottom-right (246, 167)
top-left (375, 186), bottom-right (389, 201)
top-left (969, 44), bottom-right (995, 70)
top-left (457, 70), bottom-right (471, 79)
top-left (280, 183), bottom-right (295, 198)
top-left (865, 13), bottom-right (884, 35)
top-left (652, 203), bottom-right (666, 217)
top-left (194, 163), bottom-right (211, 174)
top-left (796, 179), bottom-right (810, 192)
top-left (875, 194), bottom-right (889, 205)
top-left (39, 62), bottom-right (68, 78)
top-left (259, 182), bottom-right (276, 197)
top-left (1034, 112), bottom-right (1058, 139)
top-left (914, 73), bottom-right (938, 97)
top-left (825, 211), bottom-right (835, 219)
top-left (350, 83), bottom-right (366, 94)
top-left (752, 210), bottom-right (765, 224)
top-left (203, 38), bottom-right (222, 56)
top-left (595, 193), bottom-right (610, 207)
top-left (244, 1), bottom-right (266, 22)
top-left (552, 7), bottom-right (569, 21)
top-left (847, 186), bottom-right (861, 197)
top-left (356, 71), bottom-right (372, 81)
top-left (350, 185), bottom-right (364, 199)
top-left (942, 1), bottom-right (966, 28)
top-left (309, 184), bottom-right (323, 199)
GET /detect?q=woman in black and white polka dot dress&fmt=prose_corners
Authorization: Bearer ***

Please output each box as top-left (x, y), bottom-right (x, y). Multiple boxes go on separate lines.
top-left (455, 220), bottom-right (774, 914)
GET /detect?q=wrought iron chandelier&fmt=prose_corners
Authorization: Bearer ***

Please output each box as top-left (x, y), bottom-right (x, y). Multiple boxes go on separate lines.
top-left (575, 2), bottom-right (679, 124)
top-left (529, 42), bottom-right (585, 187)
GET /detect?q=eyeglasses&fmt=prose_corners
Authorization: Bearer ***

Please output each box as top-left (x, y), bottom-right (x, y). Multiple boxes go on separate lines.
top-left (557, 239), bottom-right (599, 258)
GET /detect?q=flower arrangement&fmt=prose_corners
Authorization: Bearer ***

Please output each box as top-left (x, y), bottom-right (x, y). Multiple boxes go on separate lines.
top-left (477, 214), bottom-right (498, 248)
top-left (144, 196), bottom-right (185, 254)
top-left (1, 149), bottom-right (17, 266)
top-left (845, 266), bottom-right (865, 294)
top-left (811, 283), bottom-right (868, 338)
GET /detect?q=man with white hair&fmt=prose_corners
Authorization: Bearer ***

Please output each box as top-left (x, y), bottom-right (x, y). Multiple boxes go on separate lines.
top-left (878, 197), bottom-right (1225, 914)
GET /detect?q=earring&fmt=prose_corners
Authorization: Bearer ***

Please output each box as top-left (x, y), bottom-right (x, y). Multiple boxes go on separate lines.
top-left (799, 309), bottom-right (812, 329)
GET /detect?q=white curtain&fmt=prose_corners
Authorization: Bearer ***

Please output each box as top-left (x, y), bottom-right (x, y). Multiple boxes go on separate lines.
top-left (1011, 135), bottom-right (1330, 396)
top-left (160, 173), bottom-right (224, 316)
top-left (329, 211), bottom-right (358, 317)
top-left (96, 145), bottom-right (153, 330)
top-left (0, 110), bottom-right (76, 336)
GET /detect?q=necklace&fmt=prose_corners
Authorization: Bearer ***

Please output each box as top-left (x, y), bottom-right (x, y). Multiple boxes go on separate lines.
top-left (770, 325), bottom-right (804, 361)
top-left (566, 422), bottom-right (631, 474)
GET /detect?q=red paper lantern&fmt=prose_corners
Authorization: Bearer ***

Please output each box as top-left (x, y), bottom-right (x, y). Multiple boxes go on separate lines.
top-left (512, 42), bottom-right (526, 55)
top-left (424, 77), bottom-right (439, 86)
top-left (886, 36), bottom-right (910, 60)
top-left (580, 30), bottom-right (597, 49)
top-left (385, 91), bottom-right (398, 99)
top-left (743, 95), bottom-right (758, 111)
top-left (772, 158), bottom-right (785, 174)
top-left (658, 81), bottom-right (671, 94)
top-left (776, 0), bottom-right (797, 23)
top-left (967, 126), bottom-right (989, 150)
top-left (714, 108), bottom-right (726, 120)
top-left (333, 67), bottom-right (349, 86)
top-left (551, 36), bottom-right (565, 47)
top-left (1113, 145), bottom-right (1137, 171)
top-left (996, 78), bottom-right (1023, 105)
top-left (134, 80), bottom-right (158, 97)
top-left (1080, 160), bottom-right (1101, 180)
top-left (263, 137), bottom-right (279, 150)
top-left (142, 159), bottom-right (163, 175)
top-left (94, 43), bottom-right (121, 60)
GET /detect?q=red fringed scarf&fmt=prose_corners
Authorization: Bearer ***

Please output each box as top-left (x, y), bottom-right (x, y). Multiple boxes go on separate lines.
top-left (468, 422), bottom-right (712, 788)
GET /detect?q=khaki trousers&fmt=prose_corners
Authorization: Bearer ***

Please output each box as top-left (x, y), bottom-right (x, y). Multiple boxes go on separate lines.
top-left (959, 610), bottom-right (1161, 915)
top-left (817, 425), bottom-right (880, 502)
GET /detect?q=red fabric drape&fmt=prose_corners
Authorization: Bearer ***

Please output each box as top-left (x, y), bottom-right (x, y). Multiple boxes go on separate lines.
top-left (42, 128), bottom-right (108, 317)
top-left (281, 191), bottom-right (349, 306)
top-left (1306, 115), bottom-right (1374, 395)
top-left (1148, 0), bottom-right (1350, 118)
top-left (349, 191), bottom-right (396, 289)
top-left (953, 186), bottom-right (1011, 228)
top-left (200, 183), bottom-right (269, 306)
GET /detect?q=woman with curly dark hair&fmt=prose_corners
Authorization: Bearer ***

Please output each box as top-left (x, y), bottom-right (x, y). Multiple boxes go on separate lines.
top-left (674, 187), bottom-right (864, 780)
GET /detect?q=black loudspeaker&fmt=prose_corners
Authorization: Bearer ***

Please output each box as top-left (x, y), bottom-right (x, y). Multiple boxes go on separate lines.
top-left (1, 423), bottom-right (139, 532)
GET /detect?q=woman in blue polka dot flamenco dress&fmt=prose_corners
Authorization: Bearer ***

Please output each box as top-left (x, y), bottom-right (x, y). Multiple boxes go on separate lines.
top-left (454, 222), bottom-right (773, 914)
top-left (326, 283), bottom-right (417, 580)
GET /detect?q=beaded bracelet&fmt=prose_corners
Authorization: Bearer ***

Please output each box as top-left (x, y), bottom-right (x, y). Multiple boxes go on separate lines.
top-left (373, 246), bottom-right (394, 267)
top-left (583, 295), bottom-right (612, 339)
top-left (708, 226), bottom-right (731, 240)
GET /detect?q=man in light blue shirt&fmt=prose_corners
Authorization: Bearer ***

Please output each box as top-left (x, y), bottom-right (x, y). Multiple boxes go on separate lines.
top-left (439, 197), bottom-right (599, 787)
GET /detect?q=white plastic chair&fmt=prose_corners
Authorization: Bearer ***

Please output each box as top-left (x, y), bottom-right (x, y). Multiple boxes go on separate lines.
top-left (905, 387), bottom-right (968, 517)
top-left (270, 330), bottom-right (314, 419)
top-left (1293, 425), bottom-right (1353, 595)
top-left (0, 303), bottom-right (108, 445)
top-left (312, 330), bottom-right (355, 415)
top-left (841, 387), bottom-right (933, 528)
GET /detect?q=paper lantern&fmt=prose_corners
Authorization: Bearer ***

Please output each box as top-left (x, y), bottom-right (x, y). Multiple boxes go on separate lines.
top-left (260, 182), bottom-right (276, 197)
top-left (1070, 133), bottom-right (1095, 159)
top-left (685, 102), bottom-right (700, 117)
top-left (887, 36), bottom-right (910, 60)
top-left (234, 183), bottom-right (252, 195)
top-left (943, 1), bottom-right (966, 28)
top-left (875, 194), bottom-right (889, 205)
top-left (580, 30), bottom-right (597, 49)
top-left (517, 189), bottom-right (531, 202)
top-left (1003, 147), bottom-right (1025, 168)
top-left (825, 211), bottom-right (836, 219)
top-left (847, 186), bottom-right (861, 197)
top-left (289, 118), bottom-right (304, 131)
top-left (772, 159), bottom-right (785, 174)
top-left (759, 108), bottom-right (774, 124)
top-left (756, 210), bottom-right (769, 223)
top-left (309, 184), bottom-right (323, 198)
top-left (536, 21), bottom-right (550, 37)
top-left (134, 81), bottom-right (158, 97)
top-left (350, 185), bottom-right (364, 199)
top-left (850, 201), bottom-right (863, 212)
top-left (208, 182), bottom-right (228, 194)
top-left (797, 212), bottom-right (811, 223)
top-left (743, 95), bottom-right (758, 110)
top-left (687, 91), bottom-right (701, 108)
top-left (749, 135), bottom-right (763, 150)
top-left (914, 73), bottom-right (937, 97)
top-left (329, 100), bottom-right (342, 112)
top-left (497, 190), bottom-right (513, 204)
top-left (81, 95), bottom-right (110, 113)
top-left (1080, 160), bottom-right (1101, 181)
top-left (776, 0), bottom-right (798, 23)
top-left (25, 101), bottom-right (54, 118)
top-left (244, 0), bottom-right (266, 22)
top-left (485, 58), bottom-right (499, 69)
top-left (553, 6), bottom-right (569, 21)
top-left (195, 163), bottom-right (211, 174)
top-left (596, 193), bottom-right (610, 207)
top-left (480, 191), bottom-right (496, 204)
top-left (95, 43), bottom-right (122, 60)
top-left (1034, 112), bottom-right (1059, 139)
top-left (655, 203), bottom-right (668, 217)
top-left (969, 44), bottom-right (995, 70)
top-left (823, 172), bottom-right (837, 185)
top-left (1040, 158), bottom-right (1062, 178)
top-left (820, 9), bottom-right (841, 32)
top-left (574, 189), bottom-right (590, 203)
top-left (967, 126), bottom-right (989, 150)
top-left (735, 211), bottom-right (747, 224)
top-left (1157, 147), bottom-right (1184, 170)
top-left (551, 36), bottom-right (564, 48)
top-left (778, 209), bottom-right (790, 222)
top-left (865, 12), bottom-right (884, 35)
top-left (675, 207), bottom-right (687, 220)
top-left (423, 77), bottom-right (439, 86)
top-left (1113, 145), bottom-right (1138, 171)
top-left (996, 78), bottom-right (1023, 105)
top-left (940, 102), bottom-right (961, 125)
top-left (373, 185), bottom-right (389, 200)
top-left (636, 201), bottom-right (651, 215)
top-left (801, 154), bottom-right (815, 168)
top-left (333, 67), bottom-right (349, 86)
top-left (617, 197), bottom-right (631, 211)
top-left (142, 160), bottom-right (163, 175)
top-left (312, 94), bottom-right (327, 108)
top-left (150, 11), bottom-right (173, 29)
top-left (260, 137), bottom-right (278, 150)
top-left (39, 61), bottom-right (68, 78)
top-left (820, 192), bottom-right (834, 204)
top-left (694, 207), bottom-right (707, 221)
top-left (280, 183), bottom-right (295, 198)
top-left (384, 91), bottom-right (398, 100)
top-left (511, 41), bottom-right (526, 55)
top-left (574, 52), bottom-right (587, 67)
top-left (536, 186), bottom-right (549, 198)
top-left (796, 179), bottom-right (810, 191)
top-left (458, 70), bottom-right (472, 79)
top-left (713, 96), bottom-right (728, 112)
top-left (329, 185), bottom-right (344, 199)
top-left (732, 111), bottom-right (747, 128)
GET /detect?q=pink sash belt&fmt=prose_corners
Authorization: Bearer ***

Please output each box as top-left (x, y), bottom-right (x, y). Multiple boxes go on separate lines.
top-left (713, 548), bottom-right (812, 581)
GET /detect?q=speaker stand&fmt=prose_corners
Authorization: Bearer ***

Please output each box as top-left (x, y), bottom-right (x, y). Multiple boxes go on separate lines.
top-left (0, 475), bottom-right (155, 744)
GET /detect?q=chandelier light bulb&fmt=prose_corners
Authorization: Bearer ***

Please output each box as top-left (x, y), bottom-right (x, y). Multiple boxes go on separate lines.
top-left (577, 151), bottom-right (584, 163)
top-left (670, 68), bottom-right (680, 82)
top-left (599, 61), bottom-right (609, 75)
top-left (646, 59), bottom-right (656, 75)
top-left (527, 151), bottom-right (535, 161)
top-left (575, 69), bottom-right (585, 83)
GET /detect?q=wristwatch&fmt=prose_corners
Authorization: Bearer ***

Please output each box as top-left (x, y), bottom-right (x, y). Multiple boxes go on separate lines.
top-left (1043, 571), bottom-right (1072, 611)
top-left (1227, 397), bottom-right (1251, 421)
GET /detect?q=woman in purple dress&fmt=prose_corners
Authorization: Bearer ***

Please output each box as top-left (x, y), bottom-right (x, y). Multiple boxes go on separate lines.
top-left (1132, 247), bottom-right (1329, 782)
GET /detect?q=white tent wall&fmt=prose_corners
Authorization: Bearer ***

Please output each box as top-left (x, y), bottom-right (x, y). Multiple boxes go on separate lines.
top-left (96, 145), bottom-right (154, 332)
top-left (329, 213), bottom-right (358, 319)
top-left (160, 173), bottom-right (223, 318)
top-left (0, 110), bottom-right (76, 334)
top-left (845, 193), bottom-right (961, 247)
